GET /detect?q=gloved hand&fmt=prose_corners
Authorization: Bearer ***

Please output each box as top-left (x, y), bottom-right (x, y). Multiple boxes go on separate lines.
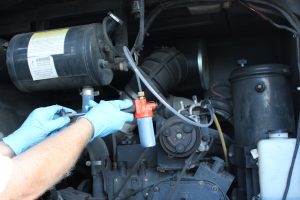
top-left (3, 105), bottom-right (76, 155)
top-left (82, 99), bottom-right (134, 139)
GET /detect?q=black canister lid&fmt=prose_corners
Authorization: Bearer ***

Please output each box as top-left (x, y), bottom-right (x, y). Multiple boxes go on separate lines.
top-left (229, 64), bottom-right (290, 82)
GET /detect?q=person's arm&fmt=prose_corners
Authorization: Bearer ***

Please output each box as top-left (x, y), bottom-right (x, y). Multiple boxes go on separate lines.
top-left (0, 99), bottom-right (133, 200)
top-left (2, 105), bottom-right (76, 156)
top-left (1, 118), bottom-right (93, 200)
top-left (0, 142), bottom-right (14, 158)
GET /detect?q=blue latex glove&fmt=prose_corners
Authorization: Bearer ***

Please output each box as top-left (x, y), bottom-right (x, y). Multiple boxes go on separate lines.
top-left (3, 105), bottom-right (76, 155)
top-left (82, 99), bottom-right (134, 139)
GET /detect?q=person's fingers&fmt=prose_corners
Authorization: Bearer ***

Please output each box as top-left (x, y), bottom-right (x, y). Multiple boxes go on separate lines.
top-left (52, 106), bottom-right (77, 120)
top-left (34, 105), bottom-right (62, 119)
top-left (47, 105), bottom-right (63, 113)
top-left (110, 99), bottom-right (133, 110)
top-left (88, 100), bottom-right (98, 107)
top-left (61, 107), bottom-right (77, 114)
top-left (122, 112), bottom-right (134, 122)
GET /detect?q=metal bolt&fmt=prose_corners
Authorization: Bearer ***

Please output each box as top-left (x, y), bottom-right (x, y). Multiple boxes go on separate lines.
top-left (192, 95), bottom-right (198, 103)
top-left (153, 186), bottom-right (160, 192)
top-left (255, 82), bottom-right (265, 93)
top-left (212, 185), bottom-right (218, 192)
top-left (85, 161), bottom-right (91, 166)
top-left (237, 59), bottom-right (247, 67)
top-left (118, 62), bottom-right (124, 71)
top-left (180, 101), bottom-right (185, 110)
top-left (65, 171), bottom-right (72, 177)
top-left (176, 133), bottom-right (183, 139)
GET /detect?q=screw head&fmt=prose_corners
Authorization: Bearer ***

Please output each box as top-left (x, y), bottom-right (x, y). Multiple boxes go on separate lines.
top-left (255, 82), bottom-right (266, 93)
top-left (237, 59), bottom-right (247, 67)
top-left (153, 186), bottom-right (160, 192)
top-left (85, 161), bottom-right (91, 166)
top-left (192, 95), bottom-right (198, 103)
top-left (176, 133), bottom-right (183, 139)
top-left (212, 185), bottom-right (218, 192)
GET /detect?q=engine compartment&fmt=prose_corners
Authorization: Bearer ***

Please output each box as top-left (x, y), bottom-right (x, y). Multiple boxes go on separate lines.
top-left (1, 0), bottom-right (300, 200)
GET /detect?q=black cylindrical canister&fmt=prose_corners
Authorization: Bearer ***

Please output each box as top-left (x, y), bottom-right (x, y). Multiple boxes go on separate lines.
top-left (230, 63), bottom-right (295, 200)
top-left (7, 23), bottom-right (113, 92)
top-left (230, 63), bottom-right (295, 146)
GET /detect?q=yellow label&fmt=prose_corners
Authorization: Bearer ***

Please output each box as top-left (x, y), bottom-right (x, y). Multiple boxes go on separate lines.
top-left (31, 28), bottom-right (69, 39)
top-left (27, 28), bottom-right (69, 81)
top-left (28, 28), bottom-right (69, 58)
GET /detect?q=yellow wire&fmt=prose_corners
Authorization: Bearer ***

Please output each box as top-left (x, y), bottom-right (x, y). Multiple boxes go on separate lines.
top-left (213, 113), bottom-right (229, 167)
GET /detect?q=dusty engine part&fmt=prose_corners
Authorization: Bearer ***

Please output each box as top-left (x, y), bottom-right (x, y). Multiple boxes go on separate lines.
top-left (7, 23), bottom-right (115, 92)
top-left (106, 144), bottom-right (234, 200)
top-left (159, 117), bottom-right (201, 158)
